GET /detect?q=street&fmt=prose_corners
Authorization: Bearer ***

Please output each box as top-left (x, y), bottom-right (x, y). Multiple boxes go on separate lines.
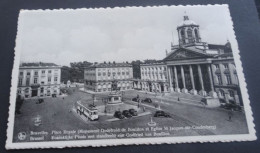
top-left (13, 88), bottom-right (249, 142)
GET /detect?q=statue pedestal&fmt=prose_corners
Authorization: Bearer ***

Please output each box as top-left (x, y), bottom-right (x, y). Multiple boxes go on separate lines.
top-left (107, 92), bottom-right (123, 104)
top-left (105, 92), bottom-right (123, 114)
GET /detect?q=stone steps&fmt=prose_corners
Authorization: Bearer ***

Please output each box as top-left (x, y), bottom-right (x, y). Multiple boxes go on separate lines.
top-left (165, 92), bottom-right (203, 102)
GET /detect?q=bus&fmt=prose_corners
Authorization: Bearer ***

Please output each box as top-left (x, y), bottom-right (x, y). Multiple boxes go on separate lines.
top-left (76, 100), bottom-right (99, 121)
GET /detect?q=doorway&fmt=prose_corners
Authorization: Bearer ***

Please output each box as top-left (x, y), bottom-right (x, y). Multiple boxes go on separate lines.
top-left (31, 89), bottom-right (38, 97)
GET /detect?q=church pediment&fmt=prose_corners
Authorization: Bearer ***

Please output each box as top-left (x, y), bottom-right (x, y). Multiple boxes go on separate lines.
top-left (164, 48), bottom-right (210, 61)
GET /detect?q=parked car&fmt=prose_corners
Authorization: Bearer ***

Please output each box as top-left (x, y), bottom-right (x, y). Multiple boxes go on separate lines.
top-left (122, 110), bottom-right (132, 118)
top-left (142, 98), bottom-right (152, 103)
top-left (129, 109), bottom-right (138, 116)
top-left (221, 103), bottom-right (242, 111)
top-left (114, 111), bottom-right (125, 119)
top-left (154, 111), bottom-right (170, 118)
top-left (132, 97), bottom-right (139, 102)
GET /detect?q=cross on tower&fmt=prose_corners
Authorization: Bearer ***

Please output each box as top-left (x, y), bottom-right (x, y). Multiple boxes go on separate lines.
top-left (184, 11), bottom-right (189, 20)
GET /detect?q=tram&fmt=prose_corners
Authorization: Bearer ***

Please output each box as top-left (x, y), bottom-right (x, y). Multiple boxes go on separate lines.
top-left (76, 100), bottom-right (99, 121)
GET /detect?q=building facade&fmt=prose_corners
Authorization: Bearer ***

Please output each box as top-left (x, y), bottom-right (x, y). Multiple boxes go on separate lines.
top-left (84, 62), bottom-right (133, 92)
top-left (137, 62), bottom-right (168, 92)
top-left (17, 63), bottom-right (61, 98)
top-left (140, 15), bottom-right (241, 105)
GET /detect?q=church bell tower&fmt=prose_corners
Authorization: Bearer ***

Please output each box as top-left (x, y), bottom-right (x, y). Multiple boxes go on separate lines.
top-left (177, 15), bottom-right (201, 46)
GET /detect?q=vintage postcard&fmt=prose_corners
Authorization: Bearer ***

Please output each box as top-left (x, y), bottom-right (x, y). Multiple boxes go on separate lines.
top-left (6, 5), bottom-right (256, 149)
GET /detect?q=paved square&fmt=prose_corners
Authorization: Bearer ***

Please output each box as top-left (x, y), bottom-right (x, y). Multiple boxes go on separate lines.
top-left (13, 88), bottom-right (248, 142)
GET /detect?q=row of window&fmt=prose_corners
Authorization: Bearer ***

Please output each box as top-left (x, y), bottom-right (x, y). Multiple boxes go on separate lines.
top-left (141, 67), bottom-right (166, 71)
top-left (142, 71), bottom-right (166, 74)
top-left (214, 63), bottom-right (231, 70)
top-left (97, 67), bottom-right (131, 71)
top-left (97, 72), bottom-right (130, 76)
top-left (86, 81), bottom-right (132, 86)
top-left (218, 90), bottom-right (235, 98)
top-left (97, 76), bottom-right (130, 81)
top-left (18, 87), bottom-right (58, 93)
top-left (18, 77), bottom-right (58, 86)
top-left (97, 83), bottom-right (131, 87)
top-left (141, 74), bottom-right (167, 79)
top-left (85, 67), bottom-right (131, 72)
top-left (216, 74), bottom-right (238, 85)
top-left (97, 86), bottom-right (131, 92)
top-left (20, 69), bottom-right (59, 76)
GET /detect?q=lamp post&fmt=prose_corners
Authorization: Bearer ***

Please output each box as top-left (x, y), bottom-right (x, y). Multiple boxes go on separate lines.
top-left (92, 94), bottom-right (95, 106)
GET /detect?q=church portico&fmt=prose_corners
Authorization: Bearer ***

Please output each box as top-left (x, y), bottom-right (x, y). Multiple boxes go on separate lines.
top-left (167, 62), bottom-right (217, 98)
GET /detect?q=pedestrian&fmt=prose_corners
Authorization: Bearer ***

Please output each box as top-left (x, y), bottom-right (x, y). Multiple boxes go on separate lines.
top-left (228, 109), bottom-right (234, 121)
top-left (178, 97), bottom-right (180, 101)
top-left (143, 106), bottom-right (146, 112)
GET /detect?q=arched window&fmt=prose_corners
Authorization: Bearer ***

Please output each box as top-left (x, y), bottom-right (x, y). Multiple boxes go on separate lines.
top-left (194, 29), bottom-right (199, 42)
top-left (187, 28), bottom-right (193, 43)
top-left (180, 29), bottom-right (185, 44)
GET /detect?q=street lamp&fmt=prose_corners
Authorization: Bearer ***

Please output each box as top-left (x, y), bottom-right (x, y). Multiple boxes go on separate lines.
top-left (92, 94), bottom-right (95, 106)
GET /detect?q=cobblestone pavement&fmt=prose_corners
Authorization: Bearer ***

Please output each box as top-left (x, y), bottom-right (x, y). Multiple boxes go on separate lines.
top-left (122, 90), bottom-right (248, 135)
top-left (13, 88), bottom-right (248, 142)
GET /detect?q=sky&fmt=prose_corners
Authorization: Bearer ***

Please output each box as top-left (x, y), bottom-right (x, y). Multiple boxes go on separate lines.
top-left (17, 5), bottom-right (236, 66)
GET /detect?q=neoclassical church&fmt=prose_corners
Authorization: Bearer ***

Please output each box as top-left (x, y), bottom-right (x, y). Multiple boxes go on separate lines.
top-left (138, 15), bottom-right (241, 106)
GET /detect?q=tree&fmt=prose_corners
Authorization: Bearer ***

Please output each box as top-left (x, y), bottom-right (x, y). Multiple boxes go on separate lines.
top-left (61, 61), bottom-right (92, 83)
top-left (15, 95), bottom-right (24, 114)
top-left (131, 60), bottom-right (143, 79)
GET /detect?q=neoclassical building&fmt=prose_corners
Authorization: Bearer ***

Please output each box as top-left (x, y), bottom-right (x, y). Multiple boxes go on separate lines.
top-left (84, 62), bottom-right (133, 92)
top-left (140, 15), bottom-right (241, 106)
top-left (17, 63), bottom-right (61, 98)
top-left (138, 62), bottom-right (168, 93)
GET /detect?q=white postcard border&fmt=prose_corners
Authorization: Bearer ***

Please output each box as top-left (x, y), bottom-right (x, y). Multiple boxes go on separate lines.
top-left (6, 4), bottom-right (257, 149)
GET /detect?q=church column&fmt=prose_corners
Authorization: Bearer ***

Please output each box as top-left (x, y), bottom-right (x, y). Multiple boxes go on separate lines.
top-left (197, 64), bottom-right (207, 96)
top-left (174, 66), bottom-right (180, 92)
top-left (181, 65), bottom-right (188, 93)
top-left (167, 66), bottom-right (174, 92)
top-left (207, 65), bottom-right (217, 98)
top-left (189, 65), bottom-right (197, 95)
